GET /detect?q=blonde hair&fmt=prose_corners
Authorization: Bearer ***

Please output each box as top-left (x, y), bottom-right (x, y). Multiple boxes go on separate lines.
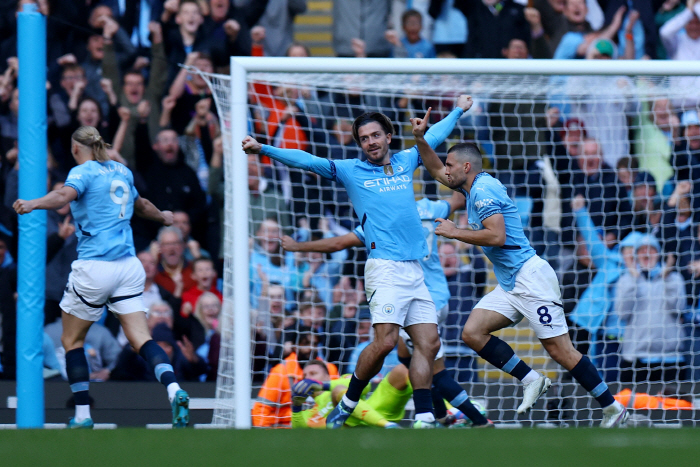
top-left (71, 126), bottom-right (111, 162)
top-left (194, 292), bottom-right (222, 332)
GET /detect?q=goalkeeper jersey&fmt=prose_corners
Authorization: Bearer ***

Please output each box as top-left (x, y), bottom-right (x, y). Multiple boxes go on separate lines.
top-left (292, 375), bottom-right (370, 428)
top-left (260, 108), bottom-right (464, 262)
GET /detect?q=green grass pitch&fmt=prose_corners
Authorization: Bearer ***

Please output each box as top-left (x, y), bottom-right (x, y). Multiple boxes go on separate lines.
top-left (2, 428), bottom-right (700, 467)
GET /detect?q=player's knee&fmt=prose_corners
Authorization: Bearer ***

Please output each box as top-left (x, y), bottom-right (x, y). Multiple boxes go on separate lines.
top-left (376, 334), bottom-right (399, 357)
top-left (461, 324), bottom-right (478, 348)
top-left (389, 364), bottom-right (409, 390)
top-left (61, 334), bottom-right (82, 352)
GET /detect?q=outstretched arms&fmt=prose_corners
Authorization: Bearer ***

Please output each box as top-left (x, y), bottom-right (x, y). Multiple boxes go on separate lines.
top-left (13, 186), bottom-right (78, 214)
top-left (242, 136), bottom-right (335, 180)
top-left (281, 232), bottom-right (363, 253)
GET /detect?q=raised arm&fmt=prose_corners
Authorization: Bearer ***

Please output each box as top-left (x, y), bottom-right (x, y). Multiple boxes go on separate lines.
top-left (242, 136), bottom-right (335, 180)
top-left (13, 186), bottom-right (78, 214)
top-left (134, 196), bottom-right (174, 225)
top-left (411, 95), bottom-right (473, 186)
top-left (281, 232), bottom-right (363, 253)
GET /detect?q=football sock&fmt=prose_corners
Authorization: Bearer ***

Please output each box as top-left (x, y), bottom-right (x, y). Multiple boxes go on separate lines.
top-left (413, 388), bottom-right (434, 420)
top-left (342, 373), bottom-right (370, 409)
top-left (477, 335), bottom-right (533, 381)
top-left (431, 386), bottom-right (448, 420)
top-left (66, 348), bottom-right (91, 421)
top-left (139, 340), bottom-right (181, 401)
top-left (433, 370), bottom-right (489, 425)
top-left (569, 355), bottom-right (615, 408)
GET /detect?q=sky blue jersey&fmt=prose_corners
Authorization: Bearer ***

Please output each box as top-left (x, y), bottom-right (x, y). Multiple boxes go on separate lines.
top-left (261, 108), bottom-right (464, 261)
top-left (459, 172), bottom-right (535, 291)
top-left (64, 160), bottom-right (139, 261)
top-left (353, 198), bottom-right (451, 309)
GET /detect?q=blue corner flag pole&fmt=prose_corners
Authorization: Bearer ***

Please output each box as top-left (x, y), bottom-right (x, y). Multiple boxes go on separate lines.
top-left (16, 2), bottom-right (47, 428)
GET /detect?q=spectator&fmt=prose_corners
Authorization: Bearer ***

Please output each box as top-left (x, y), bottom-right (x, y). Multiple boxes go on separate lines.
top-left (138, 129), bottom-right (208, 244)
top-left (192, 291), bottom-right (221, 364)
top-left (630, 171), bottom-right (661, 232)
top-left (601, 1), bottom-right (656, 59)
top-left (553, 6), bottom-right (626, 59)
top-left (49, 64), bottom-right (88, 133)
top-left (180, 257), bottom-right (222, 318)
top-left (45, 319), bottom-right (121, 382)
top-left (326, 290), bottom-right (365, 371)
top-left (615, 234), bottom-right (687, 383)
top-left (250, 219), bottom-right (297, 310)
top-left (333, 0), bottom-right (392, 57)
top-left (569, 195), bottom-right (644, 380)
top-left (206, 0), bottom-right (267, 67)
top-left (634, 98), bottom-right (679, 195)
top-left (44, 182), bottom-right (77, 325)
top-left (247, 154), bottom-right (292, 236)
top-left (172, 210), bottom-right (210, 262)
top-left (573, 138), bottom-right (633, 240)
top-left (161, 0), bottom-right (210, 85)
top-left (101, 20), bottom-right (166, 167)
top-left (111, 323), bottom-right (207, 382)
top-left (671, 110), bottom-right (700, 184)
top-left (257, 0), bottom-right (307, 57)
top-left (137, 250), bottom-right (181, 315)
top-left (251, 328), bottom-right (338, 427)
top-left (655, 0), bottom-right (686, 59)
top-left (82, 13), bottom-right (137, 118)
top-left (456, 0), bottom-right (530, 59)
top-left (385, 9), bottom-right (436, 58)
top-left (616, 155), bottom-right (640, 199)
top-left (167, 52), bottom-right (215, 135)
top-left (428, 0), bottom-right (468, 56)
top-left (661, 0), bottom-right (700, 109)
top-left (533, 0), bottom-right (592, 54)
top-left (154, 226), bottom-right (196, 298)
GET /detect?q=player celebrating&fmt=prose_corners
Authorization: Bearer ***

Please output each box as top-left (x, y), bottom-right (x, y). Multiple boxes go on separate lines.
top-left (281, 192), bottom-right (491, 427)
top-left (410, 107), bottom-right (629, 428)
top-left (242, 95), bottom-right (473, 428)
top-left (291, 361), bottom-right (410, 429)
top-left (14, 126), bottom-right (190, 429)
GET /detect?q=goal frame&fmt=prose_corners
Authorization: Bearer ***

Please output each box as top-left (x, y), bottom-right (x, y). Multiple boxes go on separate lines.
top-left (227, 57), bottom-right (700, 429)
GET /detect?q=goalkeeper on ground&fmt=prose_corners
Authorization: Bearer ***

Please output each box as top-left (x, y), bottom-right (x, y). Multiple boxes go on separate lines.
top-left (292, 360), bottom-right (412, 428)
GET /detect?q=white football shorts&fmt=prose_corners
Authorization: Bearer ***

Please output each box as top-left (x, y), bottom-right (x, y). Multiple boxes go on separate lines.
top-left (364, 258), bottom-right (438, 328)
top-left (474, 255), bottom-right (568, 340)
top-left (60, 256), bottom-right (146, 322)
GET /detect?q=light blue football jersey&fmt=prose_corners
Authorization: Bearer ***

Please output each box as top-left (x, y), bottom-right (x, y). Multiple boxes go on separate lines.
top-left (459, 172), bottom-right (535, 291)
top-left (353, 198), bottom-right (451, 310)
top-left (64, 160), bottom-right (139, 261)
top-left (261, 108), bottom-right (464, 262)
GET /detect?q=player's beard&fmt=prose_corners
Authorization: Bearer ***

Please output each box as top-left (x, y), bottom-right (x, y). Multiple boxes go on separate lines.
top-left (446, 174), bottom-right (465, 190)
top-left (365, 144), bottom-right (388, 165)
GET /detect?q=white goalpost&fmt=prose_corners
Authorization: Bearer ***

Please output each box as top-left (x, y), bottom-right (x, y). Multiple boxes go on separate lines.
top-left (201, 57), bottom-right (700, 429)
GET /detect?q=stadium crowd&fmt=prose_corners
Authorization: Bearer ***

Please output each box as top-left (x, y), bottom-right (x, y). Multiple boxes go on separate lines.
top-left (0, 0), bottom-right (699, 425)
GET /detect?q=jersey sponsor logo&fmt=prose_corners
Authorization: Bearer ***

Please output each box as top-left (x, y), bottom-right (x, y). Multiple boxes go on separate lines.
top-left (474, 198), bottom-right (495, 210)
top-left (382, 304), bottom-right (395, 315)
top-left (363, 175), bottom-right (411, 188)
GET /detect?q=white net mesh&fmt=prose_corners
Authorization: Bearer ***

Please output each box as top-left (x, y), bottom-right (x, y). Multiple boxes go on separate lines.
top-left (203, 67), bottom-right (700, 428)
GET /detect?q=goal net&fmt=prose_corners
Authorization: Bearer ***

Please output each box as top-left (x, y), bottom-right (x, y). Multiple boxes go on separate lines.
top-left (200, 58), bottom-right (700, 428)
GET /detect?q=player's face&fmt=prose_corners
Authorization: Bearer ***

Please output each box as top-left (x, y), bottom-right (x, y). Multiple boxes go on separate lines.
top-left (303, 365), bottom-right (330, 383)
top-left (444, 152), bottom-right (469, 189)
top-left (357, 122), bottom-right (391, 164)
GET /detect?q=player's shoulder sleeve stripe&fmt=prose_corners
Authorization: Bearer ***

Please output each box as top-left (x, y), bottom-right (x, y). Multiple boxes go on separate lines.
top-left (329, 159), bottom-right (337, 181)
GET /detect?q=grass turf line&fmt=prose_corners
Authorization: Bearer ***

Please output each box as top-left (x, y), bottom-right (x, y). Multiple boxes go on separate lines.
top-left (2, 428), bottom-right (700, 467)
